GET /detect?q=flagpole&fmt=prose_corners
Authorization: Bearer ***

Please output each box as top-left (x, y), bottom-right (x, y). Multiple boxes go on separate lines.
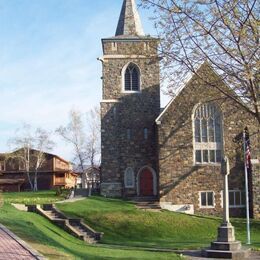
top-left (243, 130), bottom-right (251, 245)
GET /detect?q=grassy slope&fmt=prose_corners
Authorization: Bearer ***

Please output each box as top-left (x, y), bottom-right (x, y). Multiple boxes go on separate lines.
top-left (0, 192), bottom-right (179, 259)
top-left (3, 190), bottom-right (68, 204)
top-left (57, 196), bottom-right (260, 250)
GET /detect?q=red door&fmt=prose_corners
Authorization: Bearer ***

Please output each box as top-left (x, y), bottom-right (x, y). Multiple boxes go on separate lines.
top-left (140, 169), bottom-right (153, 196)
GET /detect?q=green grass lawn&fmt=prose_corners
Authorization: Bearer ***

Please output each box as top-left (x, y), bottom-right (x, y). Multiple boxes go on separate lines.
top-left (3, 190), bottom-right (68, 204)
top-left (1, 191), bottom-right (259, 259)
top-left (0, 192), bottom-right (180, 259)
top-left (57, 196), bottom-right (260, 250)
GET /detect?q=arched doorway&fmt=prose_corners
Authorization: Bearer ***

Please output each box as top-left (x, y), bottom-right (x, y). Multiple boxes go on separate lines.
top-left (138, 167), bottom-right (157, 196)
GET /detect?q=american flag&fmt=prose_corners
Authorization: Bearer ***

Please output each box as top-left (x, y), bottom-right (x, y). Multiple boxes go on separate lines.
top-left (244, 127), bottom-right (251, 169)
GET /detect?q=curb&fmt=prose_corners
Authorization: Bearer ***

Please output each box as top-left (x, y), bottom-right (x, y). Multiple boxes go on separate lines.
top-left (0, 223), bottom-right (45, 260)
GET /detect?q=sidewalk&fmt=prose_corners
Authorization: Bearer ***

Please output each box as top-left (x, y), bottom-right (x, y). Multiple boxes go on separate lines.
top-left (182, 249), bottom-right (260, 260)
top-left (0, 224), bottom-right (44, 260)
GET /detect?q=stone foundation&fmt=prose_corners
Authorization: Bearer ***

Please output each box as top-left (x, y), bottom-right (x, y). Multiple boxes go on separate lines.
top-left (160, 202), bottom-right (194, 214)
top-left (101, 182), bottom-right (122, 197)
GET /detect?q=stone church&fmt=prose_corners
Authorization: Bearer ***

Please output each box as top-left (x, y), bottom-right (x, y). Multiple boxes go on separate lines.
top-left (100, 0), bottom-right (259, 218)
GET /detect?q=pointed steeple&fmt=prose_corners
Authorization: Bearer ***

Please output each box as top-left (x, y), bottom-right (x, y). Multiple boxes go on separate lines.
top-left (115, 0), bottom-right (145, 37)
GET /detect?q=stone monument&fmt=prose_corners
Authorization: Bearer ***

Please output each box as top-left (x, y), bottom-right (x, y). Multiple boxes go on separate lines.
top-left (202, 157), bottom-right (250, 259)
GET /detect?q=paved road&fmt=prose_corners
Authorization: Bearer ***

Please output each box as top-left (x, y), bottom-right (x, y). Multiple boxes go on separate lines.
top-left (0, 224), bottom-right (44, 260)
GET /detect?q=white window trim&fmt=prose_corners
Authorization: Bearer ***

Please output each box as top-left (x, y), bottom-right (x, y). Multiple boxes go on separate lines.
top-left (124, 167), bottom-right (135, 188)
top-left (194, 149), bottom-right (222, 166)
top-left (192, 103), bottom-right (223, 166)
top-left (122, 90), bottom-right (141, 94)
top-left (199, 191), bottom-right (215, 209)
top-left (121, 62), bottom-right (142, 93)
top-left (220, 190), bottom-right (246, 208)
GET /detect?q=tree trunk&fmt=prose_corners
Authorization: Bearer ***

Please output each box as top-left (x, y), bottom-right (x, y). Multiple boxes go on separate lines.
top-left (33, 170), bottom-right (38, 191)
top-left (26, 171), bottom-right (33, 191)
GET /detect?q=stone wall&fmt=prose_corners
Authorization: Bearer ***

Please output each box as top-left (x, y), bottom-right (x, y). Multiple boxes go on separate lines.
top-left (100, 38), bottom-right (160, 197)
top-left (157, 63), bottom-right (259, 218)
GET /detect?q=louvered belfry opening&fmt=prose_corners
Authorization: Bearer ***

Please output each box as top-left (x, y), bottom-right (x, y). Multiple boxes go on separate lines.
top-left (124, 63), bottom-right (140, 91)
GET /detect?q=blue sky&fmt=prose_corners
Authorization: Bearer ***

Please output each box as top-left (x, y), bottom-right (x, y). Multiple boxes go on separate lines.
top-left (0, 0), bottom-right (169, 160)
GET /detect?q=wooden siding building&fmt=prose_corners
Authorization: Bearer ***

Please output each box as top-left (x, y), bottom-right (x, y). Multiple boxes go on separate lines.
top-left (0, 149), bottom-right (77, 192)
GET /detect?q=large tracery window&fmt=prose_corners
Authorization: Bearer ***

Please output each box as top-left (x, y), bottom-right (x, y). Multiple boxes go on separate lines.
top-left (194, 103), bottom-right (222, 164)
top-left (124, 63), bottom-right (140, 91)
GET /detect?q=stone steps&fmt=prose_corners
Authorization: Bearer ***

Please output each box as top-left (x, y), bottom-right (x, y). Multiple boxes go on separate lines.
top-left (202, 247), bottom-right (250, 259)
top-left (130, 196), bottom-right (159, 202)
top-left (69, 224), bottom-right (96, 243)
top-left (130, 197), bottom-right (161, 211)
top-left (27, 204), bottom-right (103, 244)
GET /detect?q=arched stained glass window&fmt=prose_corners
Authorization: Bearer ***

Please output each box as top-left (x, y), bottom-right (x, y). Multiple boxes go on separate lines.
top-left (124, 167), bottom-right (135, 188)
top-left (124, 63), bottom-right (140, 91)
top-left (194, 103), bottom-right (223, 164)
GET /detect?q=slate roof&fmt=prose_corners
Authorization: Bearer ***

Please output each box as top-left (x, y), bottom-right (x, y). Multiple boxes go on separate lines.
top-left (115, 0), bottom-right (145, 37)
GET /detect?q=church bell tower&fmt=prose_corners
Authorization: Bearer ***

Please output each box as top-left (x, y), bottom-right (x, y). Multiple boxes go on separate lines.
top-left (100, 0), bottom-right (160, 197)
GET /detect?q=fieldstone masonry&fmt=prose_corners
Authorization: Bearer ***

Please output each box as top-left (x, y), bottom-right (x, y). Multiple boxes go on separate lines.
top-left (100, 0), bottom-right (160, 197)
top-left (157, 63), bottom-right (260, 218)
top-left (100, 0), bottom-right (260, 219)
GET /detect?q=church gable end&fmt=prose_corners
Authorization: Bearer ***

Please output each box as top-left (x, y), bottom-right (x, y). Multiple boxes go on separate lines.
top-left (157, 63), bottom-right (259, 218)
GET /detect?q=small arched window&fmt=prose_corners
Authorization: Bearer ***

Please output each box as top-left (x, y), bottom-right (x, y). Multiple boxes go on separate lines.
top-left (124, 167), bottom-right (135, 188)
top-left (127, 128), bottom-right (131, 140)
top-left (194, 103), bottom-right (223, 164)
top-left (124, 63), bottom-right (140, 91)
top-left (144, 128), bottom-right (148, 140)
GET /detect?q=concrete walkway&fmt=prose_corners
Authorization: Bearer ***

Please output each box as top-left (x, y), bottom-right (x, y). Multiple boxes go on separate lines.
top-left (55, 197), bottom-right (86, 204)
top-left (0, 224), bottom-right (44, 260)
top-left (182, 249), bottom-right (260, 260)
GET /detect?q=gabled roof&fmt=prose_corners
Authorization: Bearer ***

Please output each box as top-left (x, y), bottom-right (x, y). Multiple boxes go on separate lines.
top-left (155, 61), bottom-right (248, 125)
top-left (115, 0), bottom-right (145, 37)
top-left (156, 63), bottom-right (205, 124)
top-left (155, 61), bottom-right (228, 124)
top-left (0, 148), bottom-right (71, 165)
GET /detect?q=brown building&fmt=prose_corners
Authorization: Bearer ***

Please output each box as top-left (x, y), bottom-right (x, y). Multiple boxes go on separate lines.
top-left (100, 0), bottom-right (260, 219)
top-left (0, 149), bottom-right (77, 192)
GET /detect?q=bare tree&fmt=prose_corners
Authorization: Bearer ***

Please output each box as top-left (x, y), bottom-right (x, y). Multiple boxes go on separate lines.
top-left (141, 0), bottom-right (259, 123)
top-left (8, 124), bottom-right (54, 191)
top-left (56, 108), bottom-right (101, 190)
top-left (86, 107), bottom-right (101, 168)
top-left (85, 107), bottom-right (101, 194)
top-left (32, 128), bottom-right (55, 191)
top-left (56, 110), bottom-right (88, 174)
top-left (8, 124), bottom-right (34, 190)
